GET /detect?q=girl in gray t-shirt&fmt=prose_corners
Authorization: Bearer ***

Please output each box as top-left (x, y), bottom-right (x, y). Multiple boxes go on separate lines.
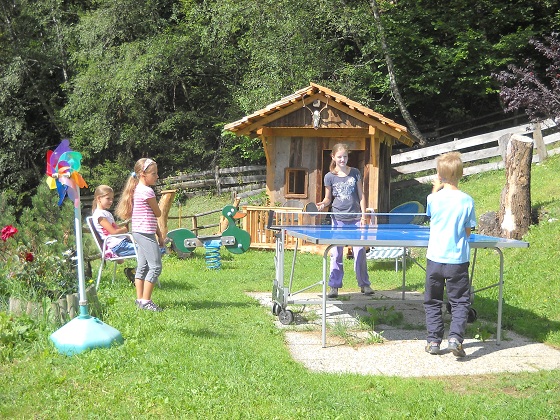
top-left (324, 168), bottom-right (362, 221)
top-left (315, 143), bottom-right (373, 298)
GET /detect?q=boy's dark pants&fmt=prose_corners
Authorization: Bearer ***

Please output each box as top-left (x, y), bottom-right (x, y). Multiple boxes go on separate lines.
top-left (424, 259), bottom-right (471, 344)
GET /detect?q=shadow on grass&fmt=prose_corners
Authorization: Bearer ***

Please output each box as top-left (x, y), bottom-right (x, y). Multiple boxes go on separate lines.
top-left (473, 295), bottom-right (560, 345)
top-left (277, 289), bottom-right (560, 349)
top-left (184, 299), bottom-right (258, 311)
top-left (177, 327), bottom-right (226, 339)
top-left (157, 279), bottom-right (197, 292)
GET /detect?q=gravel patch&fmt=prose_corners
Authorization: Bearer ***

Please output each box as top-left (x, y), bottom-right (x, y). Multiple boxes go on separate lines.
top-left (248, 291), bottom-right (560, 377)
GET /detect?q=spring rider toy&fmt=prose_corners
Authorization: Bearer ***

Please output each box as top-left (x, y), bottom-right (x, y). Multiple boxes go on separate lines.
top-left (167, 205), bottom-right (251, 268)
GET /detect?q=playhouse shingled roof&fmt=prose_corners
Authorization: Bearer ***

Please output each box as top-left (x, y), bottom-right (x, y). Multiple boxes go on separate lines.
top-left (223, 82), bottom-right (415, 146)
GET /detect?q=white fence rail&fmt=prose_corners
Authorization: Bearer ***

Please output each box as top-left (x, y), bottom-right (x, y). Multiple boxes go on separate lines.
top-left (392, 120), bottom-right (560, 189)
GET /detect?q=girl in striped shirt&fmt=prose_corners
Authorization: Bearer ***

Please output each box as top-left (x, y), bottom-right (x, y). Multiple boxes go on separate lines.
top-left (116, 158), bottom-right (164, 312)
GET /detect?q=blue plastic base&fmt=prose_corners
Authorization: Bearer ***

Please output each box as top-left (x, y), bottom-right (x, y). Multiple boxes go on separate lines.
top-left (50, 315), bottom-right (124, 356)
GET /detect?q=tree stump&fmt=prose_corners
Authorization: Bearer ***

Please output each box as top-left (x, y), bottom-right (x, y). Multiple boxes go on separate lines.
top-left (478, 211), bottom-right (500, 237)
top-left (66, 293), bottom-right (79, 319)
top-left (86, 284), bottom-right (102, 318)
top-left (498, 134), bottom-right (533, 239)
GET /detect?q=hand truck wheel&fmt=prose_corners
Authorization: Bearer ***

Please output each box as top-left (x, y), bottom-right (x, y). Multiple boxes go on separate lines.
top-left (278, 309), bottom-right (294, 325)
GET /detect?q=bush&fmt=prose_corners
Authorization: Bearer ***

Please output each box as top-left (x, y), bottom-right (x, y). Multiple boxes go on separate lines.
top-left (0, 183), bottom-right (79, 302)
top-left (0, 311), bottom-right (41, 362)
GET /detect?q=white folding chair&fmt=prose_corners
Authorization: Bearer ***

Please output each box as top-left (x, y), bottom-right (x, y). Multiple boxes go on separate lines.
top-left (86, 216), bottom-right (138, 289)
top-left (367, 201), bottom-right (426, 272)
top-left (366, 246), bottom-right (408, 271)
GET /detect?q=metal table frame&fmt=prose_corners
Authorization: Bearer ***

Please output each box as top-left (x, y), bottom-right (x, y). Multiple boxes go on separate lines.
top-left (272, 224), bottom-right (529, 347)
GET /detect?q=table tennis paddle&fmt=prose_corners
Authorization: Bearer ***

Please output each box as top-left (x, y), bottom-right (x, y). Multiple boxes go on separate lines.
top-left (304, 202), bottom-right (319, 213)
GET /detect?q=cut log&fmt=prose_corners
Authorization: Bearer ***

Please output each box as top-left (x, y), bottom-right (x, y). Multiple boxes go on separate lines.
top-left (157, 189), bottom-right (176, 239)
top-left (478, 211), bottom-right (500, 237)
top-left (498, 134), bottom-right (533, 239)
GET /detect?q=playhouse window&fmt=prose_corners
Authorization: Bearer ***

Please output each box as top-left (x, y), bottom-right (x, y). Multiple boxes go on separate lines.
top-left (285, 168), bottom-right (308, 198)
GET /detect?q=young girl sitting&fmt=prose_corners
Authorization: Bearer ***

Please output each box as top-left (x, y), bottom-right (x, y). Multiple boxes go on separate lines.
top-left (92, 184), bottom-right (136, 257)
top-left (92, 185), bottom-right (137, 285)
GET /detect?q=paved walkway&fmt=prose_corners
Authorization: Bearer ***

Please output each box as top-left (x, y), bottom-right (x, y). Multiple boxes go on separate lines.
top-left (248, 291), bottom-right (560, 377)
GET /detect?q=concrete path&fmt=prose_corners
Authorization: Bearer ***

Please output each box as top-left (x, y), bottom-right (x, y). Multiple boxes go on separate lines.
top-left (248, 291), bottom-right (560, 377)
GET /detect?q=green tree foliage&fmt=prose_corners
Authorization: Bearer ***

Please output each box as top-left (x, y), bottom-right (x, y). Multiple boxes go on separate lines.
top-left (62, 0), bottom-right (235, 176)
top-left (0, 0), bottom-right (78, 208)
top-left (213, 0), bottom-right (345, 112)
top-left (376, 0), bottom-right (559, 125)
top-left (1, 0), bottom-right (559, 208)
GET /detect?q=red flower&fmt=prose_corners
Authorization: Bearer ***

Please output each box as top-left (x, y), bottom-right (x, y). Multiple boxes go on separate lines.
top-left (25, 252), bottom-right (34, 262)
top-left (1, 225), bottom-right (18, 242)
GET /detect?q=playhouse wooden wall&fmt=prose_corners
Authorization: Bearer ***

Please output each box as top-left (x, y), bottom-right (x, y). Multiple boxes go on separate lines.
top-left (260, 134), bottom-right (392, 211)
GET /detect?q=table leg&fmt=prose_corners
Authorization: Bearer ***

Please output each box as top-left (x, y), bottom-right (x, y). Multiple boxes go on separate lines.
top-left (496, 247), bottom-right (504, 345)
top-left (401, 247), bottom-right (407, 300)
top-left (322, 245), bottom-right (334, 348)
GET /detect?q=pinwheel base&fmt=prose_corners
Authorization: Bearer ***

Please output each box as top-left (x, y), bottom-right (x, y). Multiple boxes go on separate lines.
top-left (50, 309), bottom-right (124, 356)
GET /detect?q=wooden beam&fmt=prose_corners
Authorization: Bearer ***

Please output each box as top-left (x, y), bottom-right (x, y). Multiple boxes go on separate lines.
top-left (260, 135), bottom-right (275, 203)
top-left (260, 127), bottom-right (370, 138)
top-left (366, 134), bottom-right (380, 213)
top-left (325, 100), bottom-right (411, 145)
top-left (363, 137), bottom-right (371, 210)
top-left (315, 138), bottom-right (326, 203)
top-left (236, 99), bottom-right (307, 136)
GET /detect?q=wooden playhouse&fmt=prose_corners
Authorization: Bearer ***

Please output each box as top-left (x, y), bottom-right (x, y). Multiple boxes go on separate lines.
top-left (224, 83), bottom-right (415, 249)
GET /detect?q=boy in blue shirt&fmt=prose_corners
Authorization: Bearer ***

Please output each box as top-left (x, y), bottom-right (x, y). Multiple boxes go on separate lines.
top-left (424, 152), bottom-right (476, 357)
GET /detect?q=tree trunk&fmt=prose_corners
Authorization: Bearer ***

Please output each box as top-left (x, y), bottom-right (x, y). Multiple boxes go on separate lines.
top-left (369, 0), bottom-right (426, 146)
top-left (498, 134), bottom-right (532, 239)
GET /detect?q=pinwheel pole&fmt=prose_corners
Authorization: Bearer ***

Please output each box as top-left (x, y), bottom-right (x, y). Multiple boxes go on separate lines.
top-left (48, 140), bottom-right (124, 355)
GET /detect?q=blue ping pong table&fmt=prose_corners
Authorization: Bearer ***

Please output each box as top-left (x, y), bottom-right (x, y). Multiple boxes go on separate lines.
top-left (271, 223), bottom-right (529, 348)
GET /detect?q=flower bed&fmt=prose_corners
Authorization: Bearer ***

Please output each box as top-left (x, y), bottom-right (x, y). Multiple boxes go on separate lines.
top-left (1, 224), bottom-right (78, 303)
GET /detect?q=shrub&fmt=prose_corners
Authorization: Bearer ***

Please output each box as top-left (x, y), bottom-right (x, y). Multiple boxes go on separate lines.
top-left (0, 311), bottom-right (41, 362)
top-left (0, 183), bottom-right (79, 302)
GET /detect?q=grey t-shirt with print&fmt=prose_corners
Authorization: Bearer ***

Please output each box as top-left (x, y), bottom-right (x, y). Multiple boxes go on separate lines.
top-left (324, 167), bottom-right (362, 221)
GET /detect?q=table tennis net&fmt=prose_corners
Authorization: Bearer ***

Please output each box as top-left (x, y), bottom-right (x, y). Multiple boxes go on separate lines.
top-left (266, 209), bottom-right (427, 230)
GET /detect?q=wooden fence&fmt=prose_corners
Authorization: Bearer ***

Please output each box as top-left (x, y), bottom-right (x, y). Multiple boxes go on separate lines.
top-left (81, 164), bottom-right (266, 209)
top-left (391, 120), bottom-right (560, 189)
top-left (241, 205), bottom-right (328, 253)
top-left (158, 165), bottom-right (266, 197)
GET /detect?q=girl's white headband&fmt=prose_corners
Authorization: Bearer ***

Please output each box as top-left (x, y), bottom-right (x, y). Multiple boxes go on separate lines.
top-left (142, 158), bottom-right (155, 171)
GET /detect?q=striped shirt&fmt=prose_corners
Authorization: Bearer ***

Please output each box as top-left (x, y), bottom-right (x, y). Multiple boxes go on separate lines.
top-left (131, 183), bottom-right (158, 234)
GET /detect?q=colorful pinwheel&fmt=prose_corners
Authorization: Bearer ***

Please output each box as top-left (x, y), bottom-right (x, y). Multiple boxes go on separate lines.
top-left (45, 139), bottom-right (88, 207)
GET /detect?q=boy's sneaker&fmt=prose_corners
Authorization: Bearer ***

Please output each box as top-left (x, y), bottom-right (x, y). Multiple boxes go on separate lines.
top-left (425, 342), bottom-right (440, 355)
top-left (135, 299), bottom-right (142, 308)
top-left (327, 287), bottom-right (338, 298)
top-left (448, 339), bottom-right (466, 357)
top-left (361, 285), bottom-right (374, 295)
top-left (124, 267), bottom-right (136, 285)
top-left (140, 300), bottom-right (163, 312)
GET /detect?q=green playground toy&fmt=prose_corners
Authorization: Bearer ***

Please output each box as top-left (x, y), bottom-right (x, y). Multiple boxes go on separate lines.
top-left (167, 205), bottom-right (251, 269)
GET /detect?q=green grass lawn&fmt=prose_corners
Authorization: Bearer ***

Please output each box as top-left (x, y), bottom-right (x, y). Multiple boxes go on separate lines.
top-left (1, 156), bottom-right (560, 418)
